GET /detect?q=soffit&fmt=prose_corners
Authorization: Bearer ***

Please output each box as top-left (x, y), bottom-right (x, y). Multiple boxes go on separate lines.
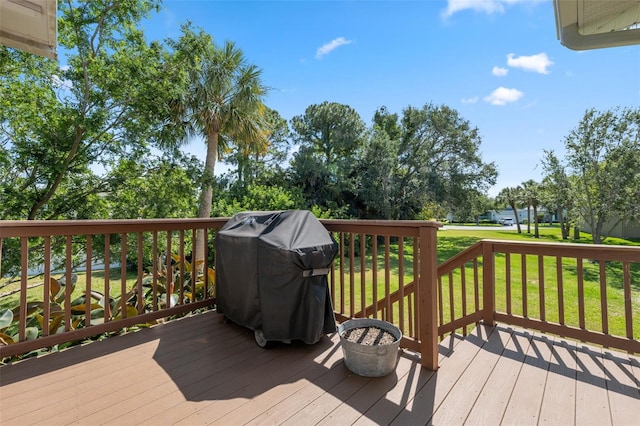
top-left (554, 0), bottom-right (640, 50)
top-left (0, 0), bottom-right (57, 60)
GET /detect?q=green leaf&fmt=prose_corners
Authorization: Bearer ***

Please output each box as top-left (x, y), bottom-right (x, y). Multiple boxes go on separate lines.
top-left (25, 327), bottom-right (40, 340)
top-left (0, 309), bottom-right (13, 330)
top-left (49, 316), bottom-right (64, 335)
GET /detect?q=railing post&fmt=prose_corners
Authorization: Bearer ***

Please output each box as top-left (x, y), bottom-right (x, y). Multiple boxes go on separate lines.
top-left (482, 241), bottom-right (495, 326)
top-left (419, 225), bottom-right (439, 370)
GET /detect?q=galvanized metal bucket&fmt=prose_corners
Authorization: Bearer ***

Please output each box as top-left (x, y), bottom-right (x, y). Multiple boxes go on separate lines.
top-left (338, 318), bottom-right (402, 377)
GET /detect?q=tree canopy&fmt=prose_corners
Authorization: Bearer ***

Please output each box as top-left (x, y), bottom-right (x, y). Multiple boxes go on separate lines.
top-left (2, 1), bottom-right (638, 252)
top-left (543, 107), bottom-right (640, 243)
top-left (0, 0), bottom-right (184, 220)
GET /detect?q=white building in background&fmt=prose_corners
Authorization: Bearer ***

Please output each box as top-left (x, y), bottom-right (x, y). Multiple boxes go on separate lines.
top-left (447, 206), bottom-right (553, 225)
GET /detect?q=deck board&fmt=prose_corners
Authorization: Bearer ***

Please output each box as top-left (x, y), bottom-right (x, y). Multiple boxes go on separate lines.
top-left (574, 344), bottom-right (612, 426)
top-left (465, 327), bottom-right (532, 425)
top-left (500, 331), bottom-right (553, 425)
top-left (390, 325), bottom-right (496, 425)
top-left (1, 310), bottom-right (639, 426)
top-left (602, 349), bottom-right (640, 425)
top-left (429, 324), bottom-right (508, 425)
top-left (538, 337), bottom-right (577, 425)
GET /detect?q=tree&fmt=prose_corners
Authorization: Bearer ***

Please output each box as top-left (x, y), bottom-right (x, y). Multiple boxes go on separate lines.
top-left (344, 103), bottom-right (498, 220)
top-left (355, 129), bottom-right (399, 219)
top-left (226, 107), bottom-right (291, 188)
top-left (521, 179), bottom-right (541, 237)
top-left (291, 101), bottom-right (366, 167)
top-left (166, 27), bottom-right (269, 263)
top-left (453, 191), bottom-right (494, 224)
top-left (562, 107), bottom-right (640, 244)
top-left (290, 102), bottom-right (366, 214)
top-left (540, 150), bottom-right (572, 239)
top-left (396, 103), bottom-right (497, 218)
top-left (0, 0), bottom-right (180, 220)
top-left (107, 154), bottom-right (201, 220)
top-left (496, 186), bottom-right (523, 233)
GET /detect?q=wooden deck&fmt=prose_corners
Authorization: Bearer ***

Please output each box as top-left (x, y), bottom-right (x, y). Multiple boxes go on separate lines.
top-left (1, 311), bottom-right (639, 425)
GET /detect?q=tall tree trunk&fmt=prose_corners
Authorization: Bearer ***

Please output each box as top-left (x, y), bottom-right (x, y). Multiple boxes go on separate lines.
top-left (195, 131), bottom-right (219, 266)
top-left (557, 206), bottom-right (568, 239)
top-left (510, 202), bottom-right (522, 233)
top-left (533, 204), bottom-right (539, 238)
top-left (526, 204), bottom-right (531, 233)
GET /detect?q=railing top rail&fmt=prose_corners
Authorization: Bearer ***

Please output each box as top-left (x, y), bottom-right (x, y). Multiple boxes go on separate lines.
top-left (0, 218), bottom-right (442, 239)
top-left (482, 239), bottom-right (640, 261)
top-left (321, 219), bottom-right (442, 237)
top-left (437, 241), bottom-right (483, 275)
top-left (0, 218), bottom-right (230, 237)
top-left (320, 219), bottom-right (441, 228)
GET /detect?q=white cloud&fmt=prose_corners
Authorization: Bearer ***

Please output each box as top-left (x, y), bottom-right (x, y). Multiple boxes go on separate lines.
top-left (443, 0), bottom-right (544, 18)
top-left (492, 66), bottom-right (509, 77)
top-left (506, 52), bottom-right (553, 74)
top-left (316, 37), bottom-right (353, 59)
top-left (443, 0), bottom-right (504, 17)
top-left (484, 87), bottom-right (524, 105)
top-left (461, 96), bottom-right (479, 104)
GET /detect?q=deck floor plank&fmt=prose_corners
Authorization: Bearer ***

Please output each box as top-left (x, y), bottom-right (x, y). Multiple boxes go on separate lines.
top-left (602, 350), bottom-right (640, 425)
top-left (279, 364), bottom-right (372, 425)
top-left (538, 337), bottom-right (578, 425)
top-left (1, 311), bottom-right (639, 426)
top-left (574, 343), bottom-right (612, 426)
top-left (316, 351), bottom-right (426, 426)
top-left (95, 326), bottom-right (257, 424)
top-left (142, 339), bottom-right (318, 425)
top-left (463, 327), bottom-right (532, 425)
top-left (389, 325), bottom-right (496, 425)
top-left (429, 324), bottom-right (510, 425)
top-left (500, 331), bottom-right (554, 425)
top-left (211, 338), bottom-right (347, 425)
top-left (350, 334), bottom-right (460, 426)
top-left (243, 347), bottom-right (353, 425)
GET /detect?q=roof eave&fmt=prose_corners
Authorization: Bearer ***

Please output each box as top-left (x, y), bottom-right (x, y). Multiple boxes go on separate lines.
top-left (558, 23), bottom-right (640, 51)
top-left (553, 0), bottom-right (640, 51)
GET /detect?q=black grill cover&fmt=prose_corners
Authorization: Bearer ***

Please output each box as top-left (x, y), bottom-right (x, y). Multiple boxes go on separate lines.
top-left (215, 210), bottom-right (338, 344)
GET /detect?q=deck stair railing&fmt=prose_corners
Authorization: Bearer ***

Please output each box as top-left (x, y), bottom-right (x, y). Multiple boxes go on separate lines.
top-left (435, 239), bottom-right (640, 355)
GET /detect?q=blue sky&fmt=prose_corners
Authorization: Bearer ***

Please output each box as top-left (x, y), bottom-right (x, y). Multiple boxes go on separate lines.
top-left (141, 0), bottom-right (640, 196)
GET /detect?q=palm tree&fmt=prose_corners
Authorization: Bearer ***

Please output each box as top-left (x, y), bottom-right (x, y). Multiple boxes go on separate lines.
top-left (168, 29), bottom-right (268, 263)
top-left (521, 179), bottom-right (541, 236)
top-left (496, 186), bottom-right (523, 233)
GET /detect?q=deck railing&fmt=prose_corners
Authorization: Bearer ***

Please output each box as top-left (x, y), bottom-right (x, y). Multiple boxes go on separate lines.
top-left (0, 219), bottom-right (226, 358)
top-left (437, 239), bottom-right (640, 354)
top-left (1, 219), bottom-right (638, 370)
top-left (320, 219), bottom-right (441, 369)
